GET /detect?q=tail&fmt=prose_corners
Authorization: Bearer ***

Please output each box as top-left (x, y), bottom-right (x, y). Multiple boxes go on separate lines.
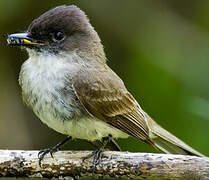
top-left (146, 114), bottom-right (204, 157)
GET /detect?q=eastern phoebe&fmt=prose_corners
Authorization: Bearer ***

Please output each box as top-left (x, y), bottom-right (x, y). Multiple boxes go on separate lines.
top-left (7, 5), bottom-right (203, 164)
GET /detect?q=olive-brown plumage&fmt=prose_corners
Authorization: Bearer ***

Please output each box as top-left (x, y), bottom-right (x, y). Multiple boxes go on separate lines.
top-left (73, 63), bottom-right (203, 156)
top-left (8, 5), bottom-right (204, 157)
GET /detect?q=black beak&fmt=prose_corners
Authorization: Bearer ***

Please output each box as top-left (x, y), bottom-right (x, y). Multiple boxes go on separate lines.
top-left (7, 32), bottom-right (45, 46)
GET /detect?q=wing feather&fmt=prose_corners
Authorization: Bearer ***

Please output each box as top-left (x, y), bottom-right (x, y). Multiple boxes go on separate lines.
top-left (72, 64), bottom-right (203, 156)
top-left (72, 65), bottom-right (154, 145)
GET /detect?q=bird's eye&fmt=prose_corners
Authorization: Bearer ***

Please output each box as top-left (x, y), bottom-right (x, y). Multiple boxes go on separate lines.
top-left (52, 32), bottom-right (65, 42)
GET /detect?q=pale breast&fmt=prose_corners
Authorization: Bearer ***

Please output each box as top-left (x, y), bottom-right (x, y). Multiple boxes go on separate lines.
top-left (19, 53), bottom-right (83, 129)
top-left (19, 52), bottom-right (128, 141)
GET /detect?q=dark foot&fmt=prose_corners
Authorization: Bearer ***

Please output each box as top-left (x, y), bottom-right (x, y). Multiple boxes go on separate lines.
top-left (38, 147), bottom-right (57, 166)
top-left (83, 135), bottom-right (112, 168)
top-left (83, 146), bottom-right (104, 167)
top-left (92, 147), bottom-right (104, 166)
top-left (38, 136), bottom-right (72, 166)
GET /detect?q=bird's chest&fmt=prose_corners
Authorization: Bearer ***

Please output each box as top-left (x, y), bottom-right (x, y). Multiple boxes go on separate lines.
top-left (18, 54), bottom-right (129, 141)
top-left (19, 56), bottom-right (85, 134)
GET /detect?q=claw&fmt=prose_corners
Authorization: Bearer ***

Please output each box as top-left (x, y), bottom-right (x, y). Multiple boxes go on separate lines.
top-left (37, 136), bottom-right (72, 167)
top-left (93, 148), bottom-right (103, 167)
top-left (83, 135), bottom-right (112, 168)
top-left (50, 151), bottom-right (54, 158)
top-left (38, 149), bottom-right (49, 166)
top-left (82, 148), bottom-right (104, 169)
top-left (38, 147), bottom-right (59, 166)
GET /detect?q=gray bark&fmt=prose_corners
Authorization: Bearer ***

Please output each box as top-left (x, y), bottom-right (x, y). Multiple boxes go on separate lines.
top-left (0, 150), bottom-right (208, 179)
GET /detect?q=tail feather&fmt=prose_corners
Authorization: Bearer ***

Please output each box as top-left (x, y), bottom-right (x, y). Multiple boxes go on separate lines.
top-left (146, 114), bottom-right (204, 157)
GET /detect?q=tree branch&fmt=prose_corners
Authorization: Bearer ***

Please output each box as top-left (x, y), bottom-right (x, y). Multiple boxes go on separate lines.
top-left (0, 150), bottom-right (208, 179)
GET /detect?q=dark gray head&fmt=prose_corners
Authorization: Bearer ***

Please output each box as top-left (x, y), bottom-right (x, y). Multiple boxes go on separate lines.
top-left (7, 5), bottom-right (105, 61)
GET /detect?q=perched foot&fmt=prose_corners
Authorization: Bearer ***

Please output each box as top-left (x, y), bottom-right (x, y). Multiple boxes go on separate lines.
top-left (38, 136), bottom-right (72, 166)
top-left (38, 148), bottom-right (55, 166)
top-left (92, 147), bottom-right (104, 166)
top-left (83, 146), bottom-right (104, 167)
top-left (83, 135), bottom-right (112, 168)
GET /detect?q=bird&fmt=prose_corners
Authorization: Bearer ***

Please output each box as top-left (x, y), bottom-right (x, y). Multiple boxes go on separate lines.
top-left (7, 5), bottom-right (204, 165)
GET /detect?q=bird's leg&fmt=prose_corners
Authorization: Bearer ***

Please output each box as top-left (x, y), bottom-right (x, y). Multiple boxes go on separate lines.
top-left (38, 136), bottom-right (72, 166)
top-left (88, 138), bottom-right (121, 151)
top-left (83, 134), bottom-right (112, 167)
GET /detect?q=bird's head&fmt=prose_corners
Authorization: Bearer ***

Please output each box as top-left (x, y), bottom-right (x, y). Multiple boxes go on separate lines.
top-left (7, 5), bottom-right (105, 62)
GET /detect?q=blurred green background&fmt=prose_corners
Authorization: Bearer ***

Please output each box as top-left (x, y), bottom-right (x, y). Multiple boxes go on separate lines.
top-left (0, 0), bottom-right (209, 158)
